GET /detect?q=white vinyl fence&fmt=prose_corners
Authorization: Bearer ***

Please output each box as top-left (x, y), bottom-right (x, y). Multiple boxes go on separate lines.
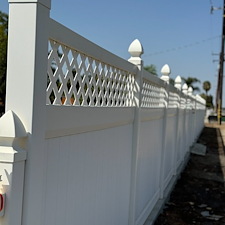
top-left (0, 1), bottom-right (205, 225)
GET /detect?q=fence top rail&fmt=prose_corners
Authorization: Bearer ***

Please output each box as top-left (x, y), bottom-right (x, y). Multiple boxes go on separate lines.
top-left (143, 70), bottom-right (192, 99)
top-left (49, 18), bottom-right (136, 74)
top-left (142, 69), bottom-right (165, 88)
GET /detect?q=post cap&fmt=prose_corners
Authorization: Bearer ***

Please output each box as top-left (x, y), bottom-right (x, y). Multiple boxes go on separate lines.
top-left (160, 64), bottom-right (171, 84)
top-left (174, 75), bottom-right (182, 90)
top-left (128, 39), bottom-right (144, 57)
top-left (188, 86), bottom-right (193, 95)
top-left (161, 64), bottom-right (171, 76)
top-left (175, 75), bottom-right (182, 83)
top-left (182, 83), bottom-right (188, 94)
top-left (0, 110), bottom-right (27, 138)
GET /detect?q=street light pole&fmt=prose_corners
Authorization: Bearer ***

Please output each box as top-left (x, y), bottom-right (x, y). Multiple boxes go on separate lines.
top-left (216, 0), bottom-right (225, 124)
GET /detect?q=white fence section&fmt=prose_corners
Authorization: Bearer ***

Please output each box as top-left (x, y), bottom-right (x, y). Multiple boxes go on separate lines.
top-left (0, 1), bottom-right (205, 225)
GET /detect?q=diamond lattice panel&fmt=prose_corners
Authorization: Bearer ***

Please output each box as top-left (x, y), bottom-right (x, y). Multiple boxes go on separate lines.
top-left (141, 79), bottom-right (166, 108)
top-left (180, 97), bottom-right (186, 109)
top-left (47, 40), bottom-right (135, 107)
top-left (168, 92), bottom-right (180, 108)
top-left (186, 98), bottom-right (194, 109)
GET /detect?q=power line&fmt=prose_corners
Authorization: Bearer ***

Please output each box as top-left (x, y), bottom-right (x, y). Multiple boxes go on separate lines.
top-left (143, 36), bottom-right (220, 57)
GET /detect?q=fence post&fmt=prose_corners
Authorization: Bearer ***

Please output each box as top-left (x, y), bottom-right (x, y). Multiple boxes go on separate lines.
top-left (182, 83), bottom-right (188, 159)
top-left (5, 1), bottom-right (51, 224)
top-left (159, 64), bottom-right (171, 199)
top-left (160, 64), bottom-right (170, 84)
top-left (0, 111), bottom-right (27, 225)
top-left (173, 76), bottom-right (182, 175)
top-left (174, 75), bottom-right (182, 90)
top-left (128, 39), bottom-right (143, 225)
top-left (182, 83), bottom-right (188, 95)
top-left (188, 87), bottom-right (194, 145)
top-left (193, 95), bottom-right (198, 142)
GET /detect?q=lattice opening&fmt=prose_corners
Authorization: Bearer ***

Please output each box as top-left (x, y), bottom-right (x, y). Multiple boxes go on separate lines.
top-left (76, 81), bottom-right (80, 93)
top-left (67, 79), bottom-right (72, 92)
top-left (76, 54), bottom-right (82, 68)
top-left (100, 97), bottom-right (103, 105)
top-left (92, 60), bottom-right (97, 72)
top-left (56, 76), bottom-right (62, 91)
top-left (61, 92), bottom-right (66, 105)
top-left (67, 50), bottom-right (73, 65)
top-left (57, 45), bottom-right (63, 60)
top-left (84, 57), bottom-right (89, 70)
top-left (80, 68), bottom-right (85, 78)
top-left (79, 94), bottom-right (84, 105)
top-left (95, 74), bottom-right (99, 83)
top-left (84, 83), bottom-right (88, 95)
top-left (91, 85), bottom-right (95, 95)
top-left (47, 74), bottom-right (51, 88)
top-left (88, 74), bottom-right (92, 83)
top-left (94, 97), bottom-right (97, 105)
top-left (62, 62), bottom-right (68, 77)
top-left (50, 58), bottom-right (58, 75)
top-left (72, 67), bottom-right (77, 80)
top-left (103, 87), bottom-right (106, 95)
top-left (87, 96), bottom-right (91, 105)
top-left (96, 86), bottom-right (100, 96)
top-left (49, 90), bottom-right (55, 104)
top-left (71, 93), bottom-right (75, 105)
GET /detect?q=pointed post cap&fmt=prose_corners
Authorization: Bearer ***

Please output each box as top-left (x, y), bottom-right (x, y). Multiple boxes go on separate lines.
top-left (0, 111), bottom-right (27, 162)
top-left (188, 86), bottom-right (193, 96)
top-left (174, 75), bottom-right (182, 90)
top-left (160, 64), bottom-right (171, 84)
top-left (128, 39), bottom-right (144, 57)
top-left (0, 110), bottom-right (27, 138)
top-left (182, 83), bottom-right (188, 94)
top-left (128, 39), bottom-right (144, 67)
top-left (161, 64), bottom-right (171, 75)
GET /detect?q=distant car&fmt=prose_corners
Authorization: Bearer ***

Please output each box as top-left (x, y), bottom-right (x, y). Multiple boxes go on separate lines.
top-left (208, 115), bottom-right (217, 122)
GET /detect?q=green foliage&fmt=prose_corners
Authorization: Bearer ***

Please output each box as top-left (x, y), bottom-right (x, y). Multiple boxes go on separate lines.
top-left (169, 78), bottom-right (175, 86)
top-left (201, 81), bottom-right (212, 108)
top-left (144, 64), bottom-right (157, 76)
top-left (182, 77), bottom-right (200, 93)
top-left (203, 81), bottom-right (211, 95)
top-left (0, 11), bottom-right (8, 113)
top-left (200, 93), bottom-right (213, 108)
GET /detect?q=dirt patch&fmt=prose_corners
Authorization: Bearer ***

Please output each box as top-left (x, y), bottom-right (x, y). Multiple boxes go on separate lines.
top-left (154, 123), bottom-right (225, 225)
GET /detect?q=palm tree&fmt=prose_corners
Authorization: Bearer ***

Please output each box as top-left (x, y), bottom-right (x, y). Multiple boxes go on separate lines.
top-left (182, 77), bottom-right (200, 93)
top-left (203, 81), bottom-right (211, 96)
top-left (144, 64), bottom-right (157, 76)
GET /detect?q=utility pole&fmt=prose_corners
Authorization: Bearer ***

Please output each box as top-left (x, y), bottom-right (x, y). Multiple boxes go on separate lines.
top-left (216, 0), bottom-right (225, 124)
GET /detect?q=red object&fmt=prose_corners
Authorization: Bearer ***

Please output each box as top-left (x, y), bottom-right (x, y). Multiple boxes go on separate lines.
top-left (0, 194), bottom-right (3, 211)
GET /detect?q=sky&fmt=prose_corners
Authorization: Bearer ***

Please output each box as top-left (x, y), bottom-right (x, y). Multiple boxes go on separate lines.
top-left (0, 0), bottom-right (224, 105)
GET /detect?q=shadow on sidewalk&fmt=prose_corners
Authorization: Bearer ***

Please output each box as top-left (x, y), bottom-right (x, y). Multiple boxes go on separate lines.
top-left (154, 123), bottom-right (225, 225)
